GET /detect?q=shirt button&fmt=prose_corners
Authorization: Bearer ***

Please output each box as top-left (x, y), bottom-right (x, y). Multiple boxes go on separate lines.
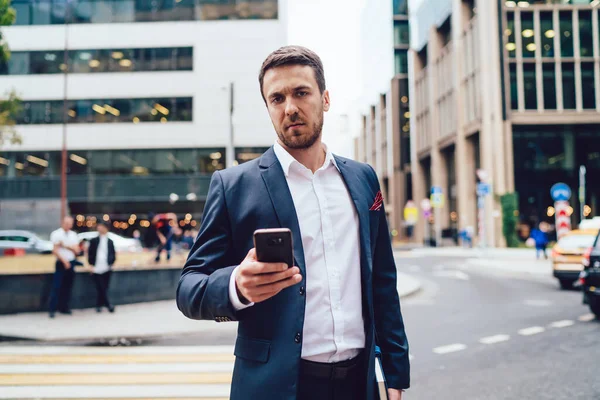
top-left (299, 286), bottom-right (305, 296)
top-left (294, 333), bottom-right (301, 343)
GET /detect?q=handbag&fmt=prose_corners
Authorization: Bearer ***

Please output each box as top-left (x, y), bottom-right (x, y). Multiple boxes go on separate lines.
top-left (374, 345), bottom-right (388, 400)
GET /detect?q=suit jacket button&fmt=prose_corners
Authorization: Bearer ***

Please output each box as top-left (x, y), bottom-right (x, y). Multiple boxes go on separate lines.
top-left (299, 286), bottom-right (305, 296)
top-left (294, 333), bottom-right (301, 343)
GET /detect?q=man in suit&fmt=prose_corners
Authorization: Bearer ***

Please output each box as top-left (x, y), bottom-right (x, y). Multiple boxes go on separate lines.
top-left (87, 222), bottom-right (116, 313)
top-left (177, 45), bottom-right (410, 400)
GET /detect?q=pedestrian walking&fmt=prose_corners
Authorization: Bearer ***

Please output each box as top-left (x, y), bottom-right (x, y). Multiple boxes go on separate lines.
top-left (530, 223), bottom-right (549, 259)
top-left (177, 46), bottom-right (410, 400)
top-left (151, 212), bottom-right (177, 263)
top-left (48, 216), bottom-right (82, 318)
top-left (87, 222), bottom-right (116, 313)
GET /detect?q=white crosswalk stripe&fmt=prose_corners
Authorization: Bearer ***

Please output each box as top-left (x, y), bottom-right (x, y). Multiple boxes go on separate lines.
top-left (0, 346), bottom-right (234, 399)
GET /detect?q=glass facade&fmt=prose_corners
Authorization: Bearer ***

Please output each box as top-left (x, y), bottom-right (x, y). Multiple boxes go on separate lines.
top-left (509, 63), bottom-right (518, 110)
top-left (16, 97), bottom-right (193, 124)
top-left (395, 50), bottom-right (408, 75)
top-left (394, 21), bottom-right (410, 46)
top-left (506, 12), bottom-right (516, 58)
top-left (0, 148), bottom-right (225, 178)
top-left (393, 0), bottom-right (408, 15)
top-left (521, 12), bottom-right (535, 59)
top-left (561, 62), bottom-right (576, 109)
top-left (523, 63), bottom-right (537, 110)
top-left (579, 10), bottom-right (593, 57)
top-left (13, 0), bottom-right (278, 25)
top-left (581, 62), bottom-right (596, 109)
top-left (542, 63), bottom-right (557, 110)
top-left (540, 11), bottom-right (554, 58)
top-left (559, 11), bottom-right (574, 58)
top-left (1, 47), bottom-right (193, 75)
top-left (235, 147), bottom-right (269, 164)
top-left (513, 125), bottom-right (600, 225)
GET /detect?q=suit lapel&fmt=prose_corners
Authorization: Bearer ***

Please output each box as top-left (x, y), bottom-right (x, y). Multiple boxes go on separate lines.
top-left (259, 148), bottom-right (306, 275)
top-left (334, 156), bottom-right (373, 271)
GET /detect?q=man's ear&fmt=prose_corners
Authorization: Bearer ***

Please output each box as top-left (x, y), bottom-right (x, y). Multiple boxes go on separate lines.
top-left (323, 90), bottom-right (331, 112)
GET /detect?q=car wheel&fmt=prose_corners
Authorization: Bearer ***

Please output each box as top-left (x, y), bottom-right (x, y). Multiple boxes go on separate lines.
top-left (559, 279), bottom-right (574, 290)
top-left (589, 296), bottom-right (600, 320)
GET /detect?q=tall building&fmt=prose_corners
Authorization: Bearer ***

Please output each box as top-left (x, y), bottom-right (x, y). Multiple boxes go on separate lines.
top-left (0, 0), bottom-right (287, 235)
top-left (355, 0), bottom-right (412, 240)
top-left (409, 0), bottom-right (600, 247)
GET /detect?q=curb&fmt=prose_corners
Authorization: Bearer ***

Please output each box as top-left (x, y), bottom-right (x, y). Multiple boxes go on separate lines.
top-left (397, 271), bottom-right (422, 299)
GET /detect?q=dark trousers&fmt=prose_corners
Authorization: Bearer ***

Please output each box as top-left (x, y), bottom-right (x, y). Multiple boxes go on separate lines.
top-left (93, 271), bottom-right (112, 308)
top-left (297, 355), bottom-right (367, 400)
top-left (48, 260), bottom-right (77, 313)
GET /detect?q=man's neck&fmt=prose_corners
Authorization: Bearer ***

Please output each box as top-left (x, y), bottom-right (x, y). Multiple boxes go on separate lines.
top-left (279, 139), bottom-right (326, 173)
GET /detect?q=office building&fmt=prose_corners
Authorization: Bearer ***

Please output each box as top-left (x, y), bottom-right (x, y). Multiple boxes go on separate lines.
top-left (0, 0), bottom-right (287, 235)
top-left (409, 0), bottom-right (600, 246)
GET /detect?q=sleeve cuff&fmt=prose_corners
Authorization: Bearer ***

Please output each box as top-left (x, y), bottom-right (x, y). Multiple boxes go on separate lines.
top-left (228, 265), bottom-right (255, 311)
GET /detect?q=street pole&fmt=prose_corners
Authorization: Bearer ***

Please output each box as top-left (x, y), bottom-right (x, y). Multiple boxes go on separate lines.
top-left (226, 81), bottom-right (235, 169)
top-left (60, 0), bottom-right (71, 222)
top-left (579, 165), bottom-right (586, 224)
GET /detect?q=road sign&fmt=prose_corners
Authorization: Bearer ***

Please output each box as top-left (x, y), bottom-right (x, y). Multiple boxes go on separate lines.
top-left (404, 201), bottom-right (418, 225)
top-left (431, 186), bottom-right (443, 195)
top-left (430, 193), bottom-right (444, 208)
top-left (476, 169), bottom-right (489, 182)
top-left (477, 183), bottom-right (491, 197)
top-left (554, 200), bottom-right (571, 239)
top-left (420, 198), bottom-right (431, 211)
top-left (550, 183), bottom-right (571, 202)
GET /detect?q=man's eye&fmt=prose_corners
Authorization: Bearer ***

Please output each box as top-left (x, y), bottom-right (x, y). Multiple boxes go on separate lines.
top-left (297, 92), bottom-right (307, 97)
top-left (271, 96), bottom-right (283, 104)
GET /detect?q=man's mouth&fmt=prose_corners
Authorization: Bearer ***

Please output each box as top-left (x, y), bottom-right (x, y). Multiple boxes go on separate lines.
top-left (287, 123), bottom-right (304, 129)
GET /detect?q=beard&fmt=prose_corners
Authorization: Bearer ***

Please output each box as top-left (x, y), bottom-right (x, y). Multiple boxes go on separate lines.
top-left (276, 111), bottom-right (324, 150)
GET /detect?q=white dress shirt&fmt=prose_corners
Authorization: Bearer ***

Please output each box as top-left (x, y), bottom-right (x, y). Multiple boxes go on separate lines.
top-left (50, 228), bottom-right (80, 262)
top-left (229, 142), bottom-right (365, 363)
top-left (93, 235), bottom-right (111, 275)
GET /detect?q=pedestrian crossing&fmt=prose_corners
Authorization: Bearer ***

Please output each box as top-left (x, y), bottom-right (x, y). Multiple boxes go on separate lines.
top-left (0, 346), bottom-right (234, 399)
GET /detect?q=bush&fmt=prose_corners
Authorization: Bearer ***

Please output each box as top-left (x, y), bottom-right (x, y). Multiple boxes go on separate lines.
top-left (501, 193), bottom-right (520, 248)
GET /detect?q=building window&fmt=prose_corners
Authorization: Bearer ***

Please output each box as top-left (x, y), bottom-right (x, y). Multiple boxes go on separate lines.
top-left (523, 63), bottom-right (537, 110)
top-left (578, 10), bottom-right (593, 57)
top-left (540, 11), bottom-right (554, 58)
top-left (16, 97), bottom-right (193, 125)
top-left (393, 0), bottom-right (408, 15)
top-left (561, 62), bottom-right (576, 109)
top-left (235, 147), bottom-right (269, 165)
top-left (559, 11), bottom-right (574, 58)
top-left (542, 63), bottom-right (557, 110)
top-left (1, 47), bottom-right (193, 75)
top-left (14, 0), bottom-right (278, 25)
top-left (509, 63), bottom-right (518, 110)
top-left (506, 12), bottom-right (516, 58)
top-left (581, 62), bottom-right (596, 109)
top-left (521, 12), bottom-right (535, 59)
top-left (394, 21), bottom-right (410, 46)
top-left (395, 50), bottom-right (408, 75)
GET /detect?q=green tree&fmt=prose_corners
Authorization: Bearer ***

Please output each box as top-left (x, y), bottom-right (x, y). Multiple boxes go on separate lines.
top-left (0, 0), bottom-right (22, 147)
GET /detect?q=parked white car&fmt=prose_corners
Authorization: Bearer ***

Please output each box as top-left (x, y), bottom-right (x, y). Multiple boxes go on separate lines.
top-left (0, 230), bottom-right (54, 254)
top-left (77, 232), bottom-right (143, 253)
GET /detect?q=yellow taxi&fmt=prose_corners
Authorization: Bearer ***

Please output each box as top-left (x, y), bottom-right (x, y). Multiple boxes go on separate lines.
top-left (552, 229), bottom-right (599, 289)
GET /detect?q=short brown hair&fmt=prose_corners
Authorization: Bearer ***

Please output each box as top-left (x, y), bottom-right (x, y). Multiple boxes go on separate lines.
top-left (259, 45), bottom-right (326, 102)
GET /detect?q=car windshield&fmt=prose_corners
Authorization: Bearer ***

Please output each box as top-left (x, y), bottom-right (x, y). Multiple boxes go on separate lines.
top-left (558, 234), bottom-right (597, 251)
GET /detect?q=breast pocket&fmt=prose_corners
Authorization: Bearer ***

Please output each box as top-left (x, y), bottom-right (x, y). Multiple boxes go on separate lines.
top-left (234, 336), bottom-right (271, 364)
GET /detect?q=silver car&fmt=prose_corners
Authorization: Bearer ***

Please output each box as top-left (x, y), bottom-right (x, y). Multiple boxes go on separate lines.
top-left (0, 230), bottom-right (54, 255)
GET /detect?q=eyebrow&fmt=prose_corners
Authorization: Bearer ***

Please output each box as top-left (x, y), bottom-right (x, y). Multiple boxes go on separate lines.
top-left (269, 85), bottom-right (312, 99)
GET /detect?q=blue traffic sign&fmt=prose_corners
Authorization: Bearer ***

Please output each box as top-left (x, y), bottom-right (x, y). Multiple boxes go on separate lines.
top-left (477, 183), bottom-right (491, 197)
top-left (431, 186), bottom-right (443, 195)
top-left (550, 183), bottom-right (571, 202)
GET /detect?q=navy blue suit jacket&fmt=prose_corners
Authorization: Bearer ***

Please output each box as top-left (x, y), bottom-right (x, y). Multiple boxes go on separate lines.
top-left (177, 147), bottom-right (410, 399)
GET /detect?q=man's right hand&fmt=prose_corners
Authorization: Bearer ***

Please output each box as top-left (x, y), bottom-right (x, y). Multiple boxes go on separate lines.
top-left (63, 260), bottom-right (71, 269)
top-left (235, 248), bottom-right (302, 304)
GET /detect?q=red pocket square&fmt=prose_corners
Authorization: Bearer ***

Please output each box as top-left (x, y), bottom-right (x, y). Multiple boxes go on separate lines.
top-left (369, 191), bottom-right (383, 211)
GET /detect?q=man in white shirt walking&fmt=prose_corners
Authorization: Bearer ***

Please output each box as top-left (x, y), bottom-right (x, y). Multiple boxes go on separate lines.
top-left (87, 222), bottom-right (116, 313)
top-left (177, 46), bottom-right (410, 400)
top-left (49, 216), bottom-right (82, 318)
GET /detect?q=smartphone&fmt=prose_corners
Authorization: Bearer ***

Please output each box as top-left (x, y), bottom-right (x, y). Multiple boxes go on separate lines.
top-left (253, 228), bottom-right (294, 269)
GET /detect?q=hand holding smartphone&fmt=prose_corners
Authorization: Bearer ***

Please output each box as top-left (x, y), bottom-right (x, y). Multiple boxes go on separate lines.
top-left (234, 228), bottom-right (302, 304)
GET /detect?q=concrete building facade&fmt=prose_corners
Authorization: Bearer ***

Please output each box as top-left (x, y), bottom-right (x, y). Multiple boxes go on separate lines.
top-left (355, 0), bottom-right (412, 241)
top-left (409, 0), bottom-right (600, 247)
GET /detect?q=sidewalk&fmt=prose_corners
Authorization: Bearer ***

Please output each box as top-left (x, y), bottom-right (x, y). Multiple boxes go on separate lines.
top-left (0, 272), bottom-right (421, 342)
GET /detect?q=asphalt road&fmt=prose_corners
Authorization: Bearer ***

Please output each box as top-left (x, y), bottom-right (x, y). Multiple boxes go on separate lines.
top-left (398, 254), bottom-right (600, 400)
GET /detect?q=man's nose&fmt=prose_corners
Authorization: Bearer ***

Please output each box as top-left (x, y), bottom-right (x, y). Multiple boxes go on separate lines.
top-left (285, 100), bottom-right (299, 116)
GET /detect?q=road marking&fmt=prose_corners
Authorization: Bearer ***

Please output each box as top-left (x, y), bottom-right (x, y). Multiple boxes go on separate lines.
top-left (0, 362), bottom-right (235, 374)
top-left (518, 326), bottom-right (545, 336)
top-left (432, 344), bottom-right (467, 354)
top-left (524, 299), bottom-right (553, 307)
top-left (432, 270), bottom-right (470, 281)
top-left (549, 320), bottom-right (575, 328)
top-left (578, 313), bottom-right (596, 322)
top-left (0, 346), bottom-right (235, 355)
top-left (408, 265), bottom-right (421, 272)
top-left (0, 385), bottom-right (231, 398)
top-left (479, 334), bottom-right (510, 345)
top-left (0, 372), bottom-right (233, 386)
top-left (432, 265), bottom-right (445, 271)
top-left (0, 353), bottom-right (235, 365)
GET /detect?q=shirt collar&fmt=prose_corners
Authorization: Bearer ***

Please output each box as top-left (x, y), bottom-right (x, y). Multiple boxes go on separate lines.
top-left (273, 141), bottom-right (339, 177)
